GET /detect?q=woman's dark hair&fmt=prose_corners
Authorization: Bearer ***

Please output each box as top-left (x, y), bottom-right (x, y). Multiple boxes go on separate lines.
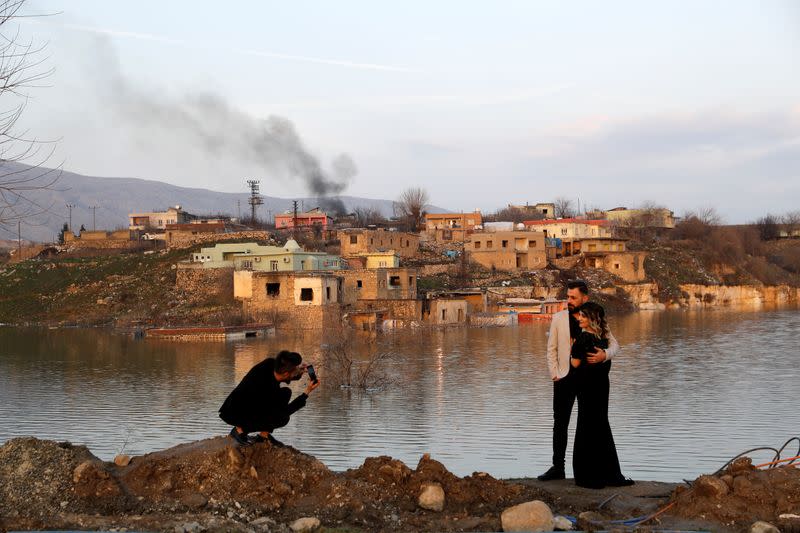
top-left (567, 279), bottom-right (589, 295)
top-left (275, 350), bottom-right (302, 373)
top-left (577, 301), bottom-right (608, 339)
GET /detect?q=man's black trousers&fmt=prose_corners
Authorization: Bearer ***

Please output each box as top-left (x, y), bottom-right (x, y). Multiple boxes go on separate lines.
top-left (551, 371), bottom-right (577, 468)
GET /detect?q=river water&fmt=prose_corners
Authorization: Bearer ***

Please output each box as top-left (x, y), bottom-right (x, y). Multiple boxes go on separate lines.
top-left (1, 307), bottom-right (798, 482)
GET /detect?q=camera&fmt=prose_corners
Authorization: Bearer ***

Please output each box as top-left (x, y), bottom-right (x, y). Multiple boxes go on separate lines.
top-left (306, 364), bottom-right (318, 383)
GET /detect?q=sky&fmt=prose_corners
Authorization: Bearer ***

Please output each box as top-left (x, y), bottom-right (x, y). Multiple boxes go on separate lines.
top-left (9, 0), bottom-right (800, 222)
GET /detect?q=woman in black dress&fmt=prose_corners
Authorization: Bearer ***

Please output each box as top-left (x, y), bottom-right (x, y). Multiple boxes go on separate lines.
top-left (570, 302), bottom-right (633, 489)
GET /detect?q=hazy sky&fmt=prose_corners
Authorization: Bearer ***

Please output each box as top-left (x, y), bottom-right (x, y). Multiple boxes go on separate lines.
top-left (12, 1), bottom-right (800, 222)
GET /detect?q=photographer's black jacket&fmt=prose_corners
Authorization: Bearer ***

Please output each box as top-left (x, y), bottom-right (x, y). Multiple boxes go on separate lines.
top-left (219, 357), bottom-right (307, 430)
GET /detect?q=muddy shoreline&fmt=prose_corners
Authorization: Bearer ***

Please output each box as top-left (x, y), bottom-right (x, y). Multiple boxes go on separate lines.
top-left (2, 436), bottom-right (797, 532)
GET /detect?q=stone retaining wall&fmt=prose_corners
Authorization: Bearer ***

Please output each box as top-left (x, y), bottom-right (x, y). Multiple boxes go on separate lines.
top-left (176, 264), bottom-right (234, 302)
top-left (167, 231), bottom-right (274, 249)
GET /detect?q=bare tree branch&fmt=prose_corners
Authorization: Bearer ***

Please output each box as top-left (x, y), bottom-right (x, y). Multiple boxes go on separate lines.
top-left (0, 0), bottom-right (61, 231)
top-left (394, 187), bottom-right (428, 231)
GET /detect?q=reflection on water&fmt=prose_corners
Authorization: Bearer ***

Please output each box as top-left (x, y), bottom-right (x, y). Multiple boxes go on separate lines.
top-left (1, 306), bottom-right (799, 482)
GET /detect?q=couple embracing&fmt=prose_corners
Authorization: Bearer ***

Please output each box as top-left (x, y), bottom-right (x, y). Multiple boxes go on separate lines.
top-left (538, 280), bottom-right (634, 489)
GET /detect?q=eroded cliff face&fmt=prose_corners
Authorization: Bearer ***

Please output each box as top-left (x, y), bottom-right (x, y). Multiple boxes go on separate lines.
top-left (618, 283), bottom-right (800, 310)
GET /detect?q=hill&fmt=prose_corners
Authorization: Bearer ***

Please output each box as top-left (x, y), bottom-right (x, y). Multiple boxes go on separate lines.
top-left (0, 162), bottom-right (448, 242)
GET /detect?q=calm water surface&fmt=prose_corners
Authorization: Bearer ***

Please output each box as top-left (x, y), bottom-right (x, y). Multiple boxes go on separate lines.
top-left (1, 307), bottom-right (798, 482)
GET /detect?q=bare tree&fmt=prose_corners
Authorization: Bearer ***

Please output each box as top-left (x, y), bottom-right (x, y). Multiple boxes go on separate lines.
top-left (782, 210), bottom-right (800, 237)
top-left (352, 206), bottom-right (386, 227)
top-left (0, 1), bottom-right (59, 231)
top-left (553, 196), bottom-right (575, 218)
top-left (756, 214), bottom-right (780, 241)
top-left (394, 187), bottom-right (429, 231)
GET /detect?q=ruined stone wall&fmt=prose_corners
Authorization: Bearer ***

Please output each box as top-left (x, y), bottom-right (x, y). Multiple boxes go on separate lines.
top-left (352, 299), bottom-right (422, 321)
top-left (176, 264), bottom-right (234, 302)
top-left (64, 230), bottom-right (140, 250)
top-left (167, 231), bottom-right (273, 249)
top-left (486, 285), bottom-right (561, 303)
top-left (418, 264), bottom-right (454, 276)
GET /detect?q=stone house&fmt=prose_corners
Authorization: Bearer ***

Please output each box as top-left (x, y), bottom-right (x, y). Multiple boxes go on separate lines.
top-left (129, 206), bottom-right (189, 231)
top-left (337, 267), bottom-right (417, 304)
top-left (466, 231), bottom-right (547, 271)
top-left (425, 211), bottom-right (483, 232)
top-left (423, 298), bottom-right (468, 325)
top-left (507, 202), bottom-right (556, 219)
top-left (234, 270), bottom-right (344, 329)
top-left (590, 207), bottom-right (676, 229)
top-left (339, 229), bottom-right (420, 259)
top-left (582, 251), bottom-right (648, 283)
top-left (346, 252), bottom-right (401, 269)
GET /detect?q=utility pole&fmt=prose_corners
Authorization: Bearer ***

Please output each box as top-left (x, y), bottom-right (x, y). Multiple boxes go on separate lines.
top-left (292, 200), bottom-right (299, 240)
top-left (90, 205), bottom-right (97, 231)
top-left (236, 199), bottom-right (241, 220)
top-left (246, 180), bottom-right (263, 226)
top-left (66, 204), bottom-right (75, 232)
top-left (18, 221), bottom-right (21, 259)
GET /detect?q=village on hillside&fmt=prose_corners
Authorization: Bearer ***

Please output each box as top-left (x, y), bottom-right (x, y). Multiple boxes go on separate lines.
top-left (2, 194), bottom-right (800, 333)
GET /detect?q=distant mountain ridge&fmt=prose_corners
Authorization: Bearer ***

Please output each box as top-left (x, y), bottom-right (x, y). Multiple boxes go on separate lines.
top-left (1, 162), bottom-right (448, 242)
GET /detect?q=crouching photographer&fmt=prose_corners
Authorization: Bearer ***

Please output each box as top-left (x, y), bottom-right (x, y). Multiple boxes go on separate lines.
top-left (219, 350), bottom-right (319, 447)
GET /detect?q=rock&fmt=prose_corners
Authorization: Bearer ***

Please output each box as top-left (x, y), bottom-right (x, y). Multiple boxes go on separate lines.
top-left (728, 457), bottom-right (755, 475)
top-left (418, 482), bottom-right (445, 512)
top-left (180, 493), bottom-right (208, 509)
top-left (693, 475), bottom-right (729, 497)
top-left (227, 446), bottom-right (244, 467)
top-left (750, 521), bottom-right (780, 533)
top-left (114, 454), bottom-right (131, 467)
top-left (501, 500), bottom-right (554, 532)
top-left (553, 515), bottom-right (573, 530)
top-left (720, 474), bottom-right (734, 488)
top-left (576, 511), bottom-right (604, 529)
top-left (249, 465), bottom-right (259, 479)
top-left (733, 475), bottom-right (753, 494)
top-left (73, 461), bottom-right (93, 483)
top-left (289, 517), bottom-right (321, 532)
top-left (174, 522), bottom-right (201, 533)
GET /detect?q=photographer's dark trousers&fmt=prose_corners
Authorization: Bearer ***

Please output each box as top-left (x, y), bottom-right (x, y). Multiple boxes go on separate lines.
top-left (220, 386), bottom-right (307, 434)
top-left (552, 370), bottom-right (577, 468)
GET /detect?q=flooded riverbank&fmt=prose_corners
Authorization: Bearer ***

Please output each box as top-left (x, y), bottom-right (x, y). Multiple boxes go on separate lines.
top-left (1, 306), bottom-right (798, 483)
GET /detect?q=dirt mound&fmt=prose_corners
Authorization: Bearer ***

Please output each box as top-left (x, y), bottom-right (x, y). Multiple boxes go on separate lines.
top-left (119, 436), bottom-right (334, 512)
top-left (0, 437), bottom-right (99, 520)
top-left (0, 437), bottom-right (554, 532)
top-left (669, 458), bottom-right (800, 530)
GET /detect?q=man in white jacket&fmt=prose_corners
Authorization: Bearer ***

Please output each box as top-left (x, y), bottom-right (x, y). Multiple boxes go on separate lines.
top-left (537, 279), bottom-right (620, 481)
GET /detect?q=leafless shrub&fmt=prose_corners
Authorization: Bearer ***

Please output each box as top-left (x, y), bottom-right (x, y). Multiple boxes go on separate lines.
top-left (553, 196), bottom-right (576, 218)
top-left (321, 329), bottom-right (395, 391)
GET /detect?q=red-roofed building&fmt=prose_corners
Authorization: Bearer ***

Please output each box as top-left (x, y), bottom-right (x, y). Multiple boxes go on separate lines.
top-left (274, 208), bottom-right (332, 230)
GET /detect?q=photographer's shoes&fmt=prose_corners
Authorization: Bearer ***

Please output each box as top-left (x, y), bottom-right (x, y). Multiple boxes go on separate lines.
top-left (267, 435), bottom-right (286, 448)
top-left (537, 465), bottom-right (566, 481)
top-left (247, 434), bottom-right (285, 447)
top-left (229, 428), bottom-right (251, 446)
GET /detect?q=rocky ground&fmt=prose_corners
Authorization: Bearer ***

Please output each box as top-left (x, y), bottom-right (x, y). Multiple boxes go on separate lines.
top-left (2, 437), bottom-right (797, 532)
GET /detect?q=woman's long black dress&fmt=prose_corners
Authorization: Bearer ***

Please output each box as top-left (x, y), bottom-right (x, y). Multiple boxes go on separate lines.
top-left (571, 331), bottom-right (626, 488)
